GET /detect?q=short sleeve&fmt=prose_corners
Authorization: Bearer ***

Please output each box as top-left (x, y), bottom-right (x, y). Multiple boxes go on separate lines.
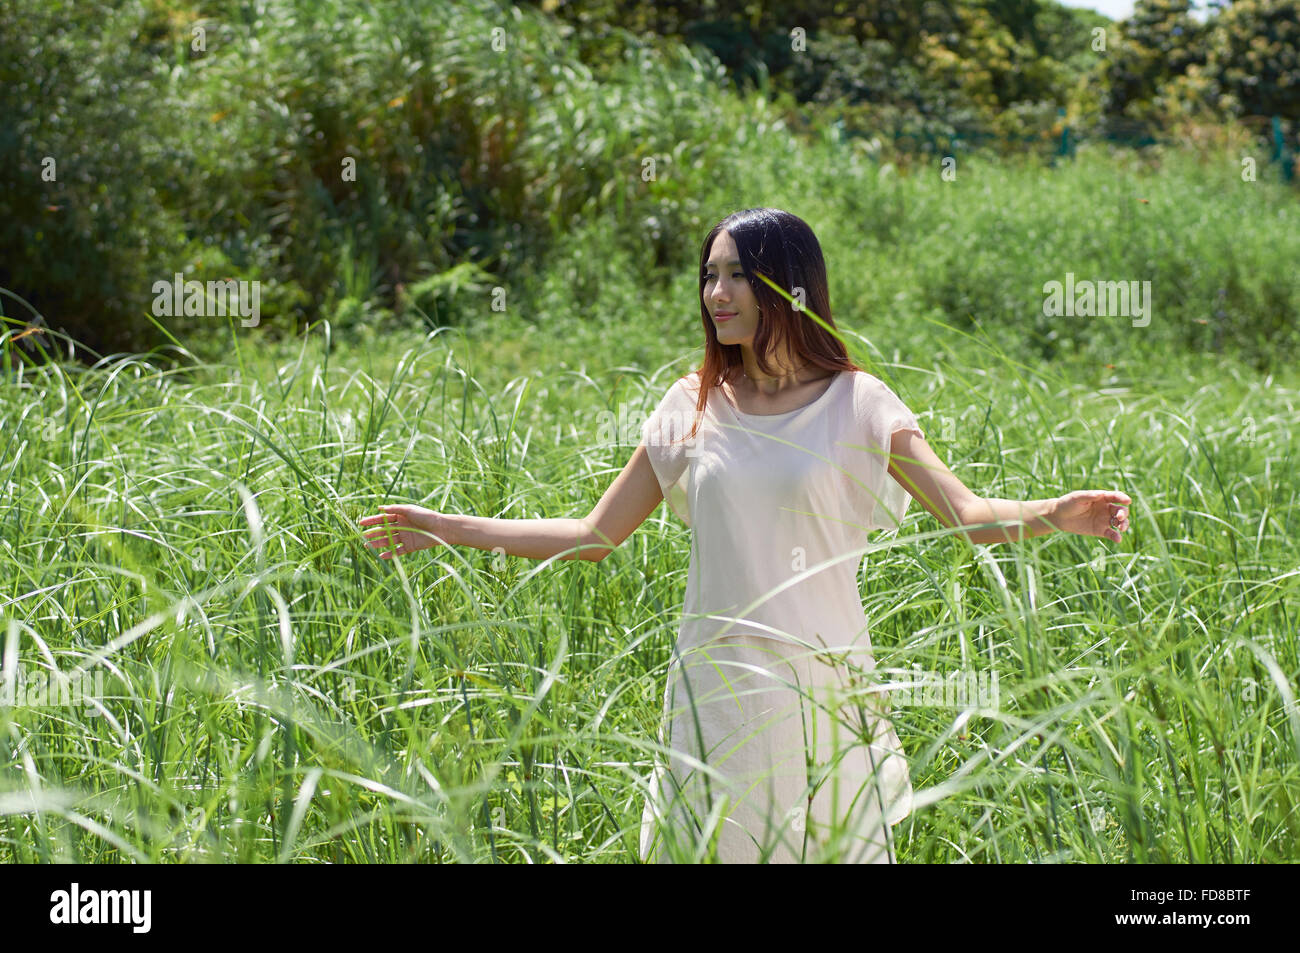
top-left (841, 372), bottom-right (926, 533)
top-left (640, 376), bottom-right (701, 527)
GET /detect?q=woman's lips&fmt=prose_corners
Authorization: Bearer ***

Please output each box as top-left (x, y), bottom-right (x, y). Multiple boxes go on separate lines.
top-left (715, 312), bottom-right (735, 321)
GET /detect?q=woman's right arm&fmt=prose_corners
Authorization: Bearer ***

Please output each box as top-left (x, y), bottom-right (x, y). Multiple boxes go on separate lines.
top-left (359, 442), bottom-right (666, 563)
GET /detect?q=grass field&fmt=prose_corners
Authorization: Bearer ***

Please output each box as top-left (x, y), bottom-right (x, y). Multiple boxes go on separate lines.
top-left (2, 0), bottom-right (1298, 860)
top-left (1, 288), bottom-right (1297, 861)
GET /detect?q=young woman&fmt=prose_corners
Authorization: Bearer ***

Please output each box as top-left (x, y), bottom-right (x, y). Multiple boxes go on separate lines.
top-left (357, 208), bottom-right (1132, 864)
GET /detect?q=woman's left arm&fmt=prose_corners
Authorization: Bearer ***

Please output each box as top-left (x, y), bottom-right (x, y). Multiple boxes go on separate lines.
top-left (887, 429), bottom-right (1132, 546)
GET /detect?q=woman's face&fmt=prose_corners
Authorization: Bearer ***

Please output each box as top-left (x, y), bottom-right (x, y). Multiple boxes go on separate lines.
top-left (703, 229), bottom-right (759, 346)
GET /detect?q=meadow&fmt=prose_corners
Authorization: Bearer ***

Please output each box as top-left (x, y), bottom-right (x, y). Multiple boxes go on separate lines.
top-left (1, 0), bottom-right (1298, 862)
top-left (2, 259), bottom-right (1298, 860)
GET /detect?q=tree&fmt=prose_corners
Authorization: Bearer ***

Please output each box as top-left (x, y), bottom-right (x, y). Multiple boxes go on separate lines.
top-left (1103, 0), bottom-right (1208, 121)
top-left (1204, 0), bottom-right (1300, 118)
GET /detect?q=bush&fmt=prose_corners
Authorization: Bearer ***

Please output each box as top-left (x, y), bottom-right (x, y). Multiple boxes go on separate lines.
top-left (0, 0), bottom-right (192, 357)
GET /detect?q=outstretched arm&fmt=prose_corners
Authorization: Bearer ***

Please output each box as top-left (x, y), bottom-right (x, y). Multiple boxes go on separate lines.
top-left (357, 442), bottom-right (666, 562)
top-left (886, 429), bottom-right (1131, 545)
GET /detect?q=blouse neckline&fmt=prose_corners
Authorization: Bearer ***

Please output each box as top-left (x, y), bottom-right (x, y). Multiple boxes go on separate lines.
top-left (716, 369), bottom-right (849, 421)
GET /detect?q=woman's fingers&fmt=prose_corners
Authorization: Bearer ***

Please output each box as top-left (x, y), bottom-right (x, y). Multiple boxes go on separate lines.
top-left (357, 512), bottom-right (401, 527)
top-left (358, 509), bottom-right (408, 556)
top-left (357, 506), bottom-right (442, 559)
top-left (1106, 498), bottom-right (1129, 542)
top-left (363, 533), bottom-right (409, 557)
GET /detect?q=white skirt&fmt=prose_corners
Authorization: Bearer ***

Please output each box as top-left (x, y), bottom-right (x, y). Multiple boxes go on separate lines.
top-left (639, 633), bottom-right (914, 863)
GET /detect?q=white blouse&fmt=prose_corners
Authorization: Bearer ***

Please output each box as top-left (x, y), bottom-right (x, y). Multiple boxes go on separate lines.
top-left (640, 367), bottom-right (927, 654)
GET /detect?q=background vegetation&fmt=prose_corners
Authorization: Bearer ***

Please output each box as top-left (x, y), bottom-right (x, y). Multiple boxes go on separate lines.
top-left (1, 0), bottom-right (1297, 367)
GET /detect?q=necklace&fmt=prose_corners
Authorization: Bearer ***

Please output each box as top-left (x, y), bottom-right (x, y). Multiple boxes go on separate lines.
top-left (741, 360), bottom-right (810, 383)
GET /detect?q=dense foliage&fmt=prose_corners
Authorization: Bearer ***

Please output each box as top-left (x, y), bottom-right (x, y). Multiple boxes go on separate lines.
top-left (1, 0), bottom-right (1296, 366)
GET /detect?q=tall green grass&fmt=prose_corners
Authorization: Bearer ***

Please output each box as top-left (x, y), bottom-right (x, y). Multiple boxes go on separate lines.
top-left (2, 0), bottom-right (1297, 863)
top-left (1, 311), bottom-right (1296, 861)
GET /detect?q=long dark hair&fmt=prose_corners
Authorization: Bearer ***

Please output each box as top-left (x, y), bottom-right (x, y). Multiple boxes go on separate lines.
top-left (683, 208), bottom-right (860, 440)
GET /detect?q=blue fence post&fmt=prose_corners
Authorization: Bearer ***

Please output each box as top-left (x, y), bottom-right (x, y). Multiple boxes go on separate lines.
top-left (1271, 115), bottom-right (1295, 183)
top-left (1058, 108), bottom-right (1072, 160)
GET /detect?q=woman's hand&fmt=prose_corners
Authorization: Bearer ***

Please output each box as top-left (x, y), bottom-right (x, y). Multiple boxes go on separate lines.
top-left (357, 504), bottom-right (452, 559)
top-left (1053, 490), bottom-right (1132, 544)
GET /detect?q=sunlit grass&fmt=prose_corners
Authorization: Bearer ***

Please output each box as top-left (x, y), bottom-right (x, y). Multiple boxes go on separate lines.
top-left (1, 0), bottom-right (1297, 862)
top-left (1, 307), bottom-right (1296, 862)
